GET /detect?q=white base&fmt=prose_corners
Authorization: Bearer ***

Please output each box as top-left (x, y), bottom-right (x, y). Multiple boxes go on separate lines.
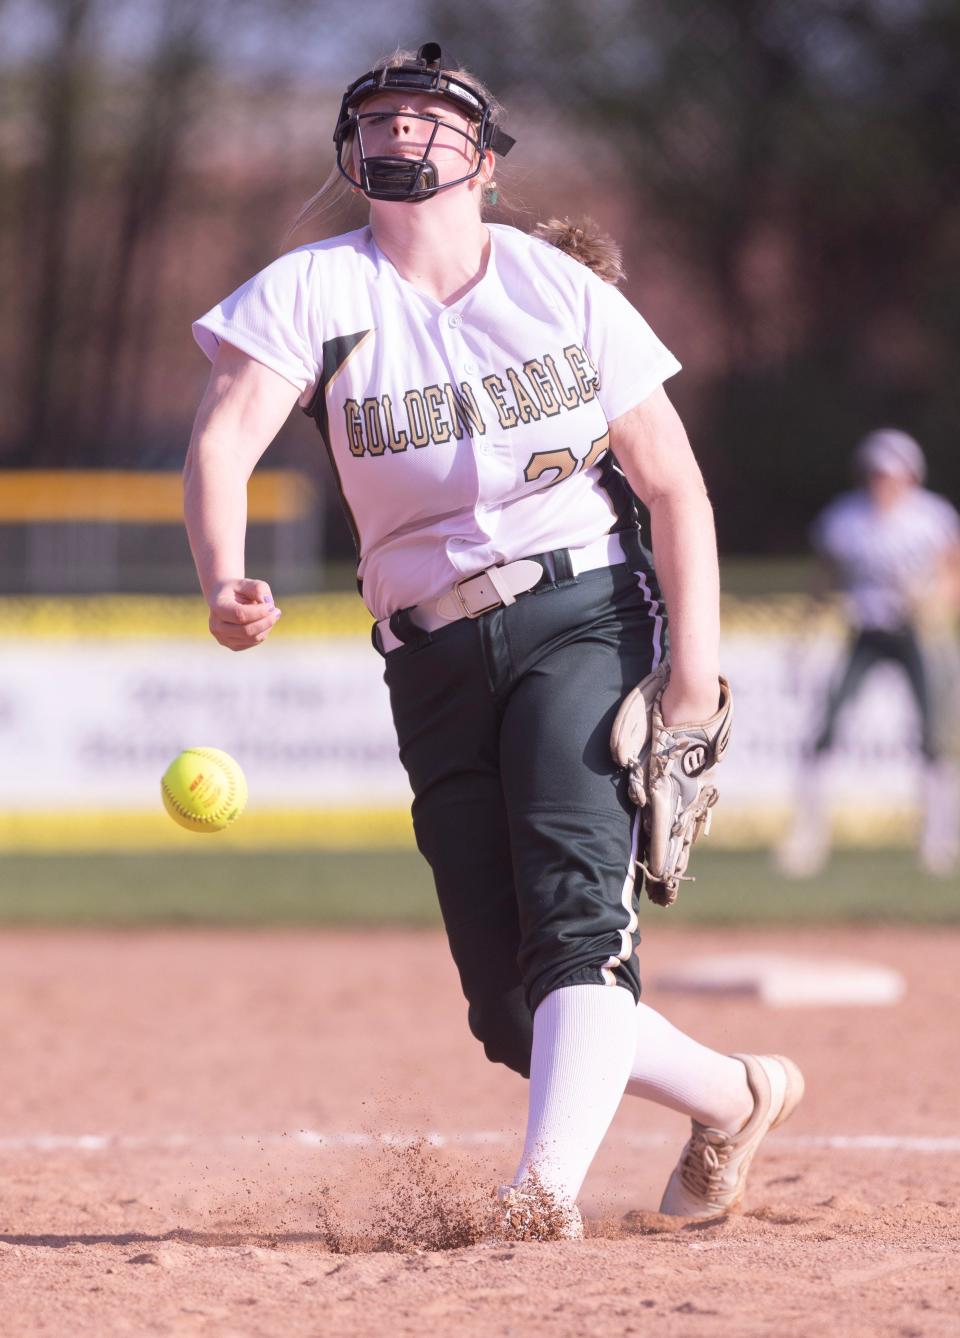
top-left (654, 952), bottom-right (906, 1007)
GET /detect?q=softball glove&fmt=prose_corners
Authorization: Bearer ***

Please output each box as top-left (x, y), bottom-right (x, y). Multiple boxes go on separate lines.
top-left (610, 663), bottom-right (733, 906)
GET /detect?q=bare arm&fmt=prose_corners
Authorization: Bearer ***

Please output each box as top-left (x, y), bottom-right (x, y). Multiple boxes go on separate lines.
top-left (184, 341), bottom-right (300, 650)
top-left (607, 385), bottom-right (720, 724)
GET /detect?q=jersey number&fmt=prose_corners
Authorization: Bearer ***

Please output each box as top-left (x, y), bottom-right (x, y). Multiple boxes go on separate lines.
top-left (523, 432), bottom-right (609, 489)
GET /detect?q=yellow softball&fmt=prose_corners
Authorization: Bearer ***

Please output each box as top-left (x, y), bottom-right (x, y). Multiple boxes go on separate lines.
top-left (161, 747), bottom-right (247, 833)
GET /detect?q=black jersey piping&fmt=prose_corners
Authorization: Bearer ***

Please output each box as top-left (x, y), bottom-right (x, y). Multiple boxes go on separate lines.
top-left (302, 329), bottom-right (374, 560)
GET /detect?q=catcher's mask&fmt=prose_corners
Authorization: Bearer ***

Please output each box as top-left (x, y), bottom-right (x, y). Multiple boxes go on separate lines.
top-left (333, 42), bottom-right (515, 203)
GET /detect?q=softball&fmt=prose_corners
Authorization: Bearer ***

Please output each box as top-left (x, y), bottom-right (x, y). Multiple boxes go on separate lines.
top-left (161, 747), bottom-right (247, 833)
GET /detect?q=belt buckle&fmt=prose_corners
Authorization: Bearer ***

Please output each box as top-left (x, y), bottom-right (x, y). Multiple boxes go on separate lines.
top-left (453, 570), bottom-right (502, 619)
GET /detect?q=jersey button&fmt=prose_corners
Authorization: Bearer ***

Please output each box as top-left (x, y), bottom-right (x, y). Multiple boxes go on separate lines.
top-left (463, 361), bottom-right (477, 374)
top-left (447, 313), bottom-right (462, 328)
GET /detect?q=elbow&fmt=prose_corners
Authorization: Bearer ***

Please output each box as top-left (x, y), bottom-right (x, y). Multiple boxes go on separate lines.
top-left (644, 471), bottom-right (712, 513)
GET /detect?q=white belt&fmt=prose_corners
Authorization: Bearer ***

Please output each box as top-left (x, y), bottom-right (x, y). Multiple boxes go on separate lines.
top-left (376, 531), bottom-right (629, 653)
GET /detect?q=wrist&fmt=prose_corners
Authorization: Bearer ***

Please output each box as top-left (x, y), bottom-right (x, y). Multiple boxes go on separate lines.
top-left (667, 665), bottom-right (720, 700)
top-left (205, 575), bottom-right (244, 605)
top-left (661, 673), bottom-right (721, 725)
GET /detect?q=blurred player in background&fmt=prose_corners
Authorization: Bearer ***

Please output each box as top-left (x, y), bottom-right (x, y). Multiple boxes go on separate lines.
top-left (778, 429), bottom-right (960, 877)
top-left (185, 44), bottom-right (803, 1239)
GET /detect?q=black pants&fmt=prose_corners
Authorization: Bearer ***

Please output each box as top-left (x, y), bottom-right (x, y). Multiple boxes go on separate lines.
top-left (380, 551), bottom-right (664, 1078)
top-left (815, 625), bottom-right (937, 760)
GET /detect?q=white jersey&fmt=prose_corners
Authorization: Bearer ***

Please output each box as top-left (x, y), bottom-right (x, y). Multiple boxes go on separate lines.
top-left (194, 223), bottom-right (680, 621)
top-left (811, 487), bottom-right (960, 630)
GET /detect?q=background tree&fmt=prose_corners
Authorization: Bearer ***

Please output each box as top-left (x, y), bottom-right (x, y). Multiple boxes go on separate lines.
top-left (428, 0), bottom-right (960, 548)
top-left (2, 1), bottom-right (958, 558)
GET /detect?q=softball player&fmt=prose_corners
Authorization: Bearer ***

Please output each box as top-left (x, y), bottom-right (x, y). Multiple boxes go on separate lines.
top-left (778, 430), bottom-right (960, 877)
top-left (185, 44), bottom-right (803, 1237)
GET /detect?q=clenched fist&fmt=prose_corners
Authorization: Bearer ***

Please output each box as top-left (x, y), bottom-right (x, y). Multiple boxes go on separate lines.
top-left (207, 577), bottom-right (281, 651)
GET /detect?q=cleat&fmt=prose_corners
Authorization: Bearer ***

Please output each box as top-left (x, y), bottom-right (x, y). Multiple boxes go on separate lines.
top-left (659, 1053), bottom-right (805, 1218)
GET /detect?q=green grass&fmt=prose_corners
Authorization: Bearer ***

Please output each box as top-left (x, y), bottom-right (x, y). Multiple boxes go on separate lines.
top-left (0, 852), bottom-right (438, 926)
top-left (0, 849), bottom-right (955, 927)
top-left (660, 850), bottom-right (959, 925)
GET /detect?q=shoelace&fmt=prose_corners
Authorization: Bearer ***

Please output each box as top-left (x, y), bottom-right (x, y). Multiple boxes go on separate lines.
top-left (679, 1125), bottom-right (734, 1201)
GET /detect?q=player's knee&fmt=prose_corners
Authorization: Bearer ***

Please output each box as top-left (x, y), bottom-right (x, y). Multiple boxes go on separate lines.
top-left (467, 996), bottom-right (532, 1078)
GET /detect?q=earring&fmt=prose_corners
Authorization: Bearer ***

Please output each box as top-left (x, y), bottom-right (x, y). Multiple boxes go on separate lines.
top-left (482, 180), bottom-right (499, 206)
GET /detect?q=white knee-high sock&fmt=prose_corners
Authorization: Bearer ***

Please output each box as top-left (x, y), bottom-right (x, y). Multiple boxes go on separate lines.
top-left (512, 984), bottom-right (636, 1205)
top-left (626, 1001), bottom-right (754, 1131)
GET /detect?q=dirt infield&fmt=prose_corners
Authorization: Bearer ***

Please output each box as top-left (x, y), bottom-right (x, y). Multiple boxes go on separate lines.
top-left (1, 924), bottom-right (957, 1336)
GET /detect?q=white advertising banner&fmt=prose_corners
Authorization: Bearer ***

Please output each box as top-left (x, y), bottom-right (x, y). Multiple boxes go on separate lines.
top-left (1, 618), bottom-right (954, 847)
top-left (0, 638), bottom-right (408, 809)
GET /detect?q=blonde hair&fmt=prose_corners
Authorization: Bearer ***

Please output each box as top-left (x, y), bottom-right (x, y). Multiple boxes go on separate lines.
top-left (531, 217), bottom-right (626, 286)
top-left (289, 48), bottom-right (506, 238)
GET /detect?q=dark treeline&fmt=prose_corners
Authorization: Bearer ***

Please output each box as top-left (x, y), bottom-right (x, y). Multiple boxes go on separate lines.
top-left (429, 0), bottom-right (960, 551)
top-left (2, 0), bottom-right (330, 472)
top-left (2, 0), bottom-right (958, 555)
